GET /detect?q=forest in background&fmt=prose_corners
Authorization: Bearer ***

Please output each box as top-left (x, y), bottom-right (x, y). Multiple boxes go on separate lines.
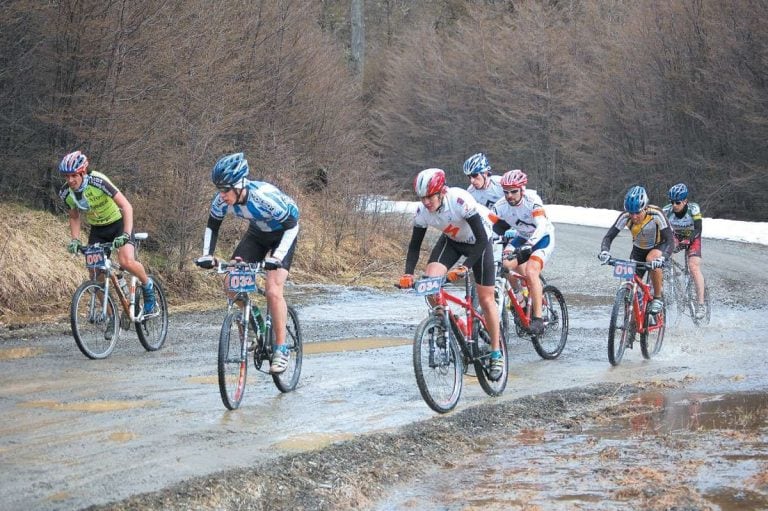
top-left (1, 1), bottom-right (766, 279)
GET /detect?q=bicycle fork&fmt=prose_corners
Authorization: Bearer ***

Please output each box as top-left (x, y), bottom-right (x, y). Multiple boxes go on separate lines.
top-left (428, 312), bottom-right (453, 368)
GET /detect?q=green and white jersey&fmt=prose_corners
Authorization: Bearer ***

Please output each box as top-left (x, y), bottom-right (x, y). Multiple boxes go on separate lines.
top-left (59, 171), bottom-right (122, 226)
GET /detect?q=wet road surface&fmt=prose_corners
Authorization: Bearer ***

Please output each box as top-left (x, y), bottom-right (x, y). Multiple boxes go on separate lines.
top-left (1, 224), bottom-right (767, 510)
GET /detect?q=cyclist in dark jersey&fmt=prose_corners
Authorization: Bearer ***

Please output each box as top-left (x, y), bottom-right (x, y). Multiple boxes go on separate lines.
top-left (59, 151), bottom-right (156, 316)
top-left (598, 185), bottom-right (674, 315)
top-left (663, 183), bottom-right (707, 319)
top-left (195, 153), bottom-right (299, 374)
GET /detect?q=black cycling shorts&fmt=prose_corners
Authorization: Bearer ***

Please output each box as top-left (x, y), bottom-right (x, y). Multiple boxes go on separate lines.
top-left (232, 230), bottom-right (296, 271)
top-left (428, 235), bottom-right (495, 287)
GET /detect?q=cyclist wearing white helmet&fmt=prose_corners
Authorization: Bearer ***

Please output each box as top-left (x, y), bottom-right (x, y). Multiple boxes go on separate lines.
top-left (400, 168), bottom-right (504, 381)
top-left (598, 185), bottom-right (674, 315)
top-left (463, 152), bottom-right (504, 208)
top-left (195, 152), bottom-right (299, 374)
top-left (58, 150), bottom-right (157, 319)
top-left (491, 169), bottom-right (555, 335)
top-left (663, 183), bottom-right (706, 319)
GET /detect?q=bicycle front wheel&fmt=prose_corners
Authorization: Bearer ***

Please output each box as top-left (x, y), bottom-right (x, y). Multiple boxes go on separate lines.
top-left (641, 300), bottom-right (666, 359)
top-left (413, 315), bottom-right (463, 413)
top-left (271, 305), bottom-right (303, 392)
top-left (135, 276), bottom-right (169, 351)
top-left (70, 280), bottom-right (118, 359)
top-left (608, 286), bottom-right (632, 366)
top-left (531, 285), bottom-right (569, 360)
top-left (218, 309), bottom-right (248, 410)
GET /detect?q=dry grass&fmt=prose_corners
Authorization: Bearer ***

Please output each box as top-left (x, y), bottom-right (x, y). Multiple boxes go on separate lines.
top-left (0, 200), bottom-right (418, 326)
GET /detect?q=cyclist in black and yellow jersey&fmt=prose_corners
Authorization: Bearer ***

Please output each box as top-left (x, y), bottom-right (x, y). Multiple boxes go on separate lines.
top-left (598, 185), bottom-right (674, 315)
top-left (58, 151), bottom-right (156, 315)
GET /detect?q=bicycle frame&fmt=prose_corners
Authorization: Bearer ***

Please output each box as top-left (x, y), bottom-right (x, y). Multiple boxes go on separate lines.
top-left (496, 267), bottom-right (531, 329)
top-left (431, 270), bottom-right (489, 351)
top-left (610, 259), bottom-right (662, 337)
top-left (81, 240), bottom-right (148, 324)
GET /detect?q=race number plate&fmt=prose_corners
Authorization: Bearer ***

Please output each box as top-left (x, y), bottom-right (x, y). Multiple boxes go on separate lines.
top-left (83, 246), bottom-right (107, 270)
top-left (613, 261), bottom-right (636, 281)
top-left (227, 269), bottom-right (257, 293)
top-left (412, 276), bottom-right (445, 296)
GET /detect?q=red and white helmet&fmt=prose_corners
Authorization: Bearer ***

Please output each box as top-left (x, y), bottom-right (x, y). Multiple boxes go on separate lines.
top-left (59, 151), bottom-right (89, 174)
top-left (414, 168), bottom-right (446, 197)
top-left (500, 169), bottom-right (528, 189)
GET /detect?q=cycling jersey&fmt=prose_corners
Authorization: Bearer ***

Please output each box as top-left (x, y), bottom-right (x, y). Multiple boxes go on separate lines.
top-left (204, 180), bottom-right (299, 261)
top-left (58, 171), bottom-right (122, 226)
top-left (491, 189), bottom-right (554, 246)
top-left (662, 202), bottom-right (702, 242)
top-left (467, 175), bottom-right (504, 209)
top-left (601, 205), bottom-right (674, 258)
top-left (492, 189), bottom-right (555, 267)
top-left (412, 187), bottom-right (494, 243)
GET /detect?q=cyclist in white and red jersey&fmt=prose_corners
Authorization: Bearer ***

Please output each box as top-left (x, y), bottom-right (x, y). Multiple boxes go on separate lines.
top-left (491, 169), bottom-right (555, 335)
top-left (399, 168), bottom-right (504, 381)
top-left (463, 153), bottom-right (504, 208)
top-left (599, 185), bottom-right (675, 315)
top-left (663, 183), bottom-right (706, 319)
top-left (195, 153), bottom-right (299, 374)
top-left (58, 151), bottom-right (157, 324)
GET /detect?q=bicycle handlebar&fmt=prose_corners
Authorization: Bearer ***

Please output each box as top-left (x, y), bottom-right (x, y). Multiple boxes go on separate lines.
top-left (603, 257), bottom-right (657, 271)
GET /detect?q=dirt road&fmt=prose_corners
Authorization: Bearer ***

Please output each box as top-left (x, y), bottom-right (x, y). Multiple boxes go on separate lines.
top-left (1, 224), bottom-right (767, 510)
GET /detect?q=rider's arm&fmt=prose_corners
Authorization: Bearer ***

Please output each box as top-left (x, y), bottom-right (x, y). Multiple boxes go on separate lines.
top-left (526, 207), bottom-right (548, 245)
top-left (492, 218), bottom-right (511, 237)
top-left (600, 226), bottom-right (620, 252)
top-left (462, 213), bottom-right (490, 268)
top-left (68, 209), bottom-right (81, 240)
top-left (659, 224), bottom-right (675, 259)
top-left (693, 217), bottom-right (703, 241)
top-left (271, 216), bottom-right (299, 262)
top-left (404, 226), bottom-right (427, 275)
top-left (112, 191), bottom-right (134, 235)
top-left (203, 215), bottom-right (223, 256)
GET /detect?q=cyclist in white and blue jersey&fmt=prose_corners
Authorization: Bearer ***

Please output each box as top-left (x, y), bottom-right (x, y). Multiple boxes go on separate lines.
top-left (195, 153), bottom-right (299, 374)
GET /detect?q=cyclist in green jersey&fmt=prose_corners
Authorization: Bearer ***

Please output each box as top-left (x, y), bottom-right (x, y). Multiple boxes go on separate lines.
top-left (58, 151), bottom-right (156, 315)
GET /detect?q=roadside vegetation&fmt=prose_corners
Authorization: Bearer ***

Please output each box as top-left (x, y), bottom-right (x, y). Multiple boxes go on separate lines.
top-left (0, 200), bottom-right (411, 325)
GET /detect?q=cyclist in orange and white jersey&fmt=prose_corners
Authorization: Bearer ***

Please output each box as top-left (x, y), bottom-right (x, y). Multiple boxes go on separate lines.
top-left (598, 185), bottom-right (674, 315)
top-left (663, 183), bottom-right (706, 319)
top-left (399, 168), bottom-right (503, 381)
top-left (491, 169), bottom-right (555, 335)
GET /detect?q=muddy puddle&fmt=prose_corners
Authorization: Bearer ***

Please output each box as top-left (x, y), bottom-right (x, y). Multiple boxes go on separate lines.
top-left (374, 390), bottom-right (768, 510)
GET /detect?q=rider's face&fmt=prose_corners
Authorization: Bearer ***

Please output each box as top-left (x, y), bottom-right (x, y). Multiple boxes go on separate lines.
top-left (219, 187), bottom-right (240, 205)
top-left (468, 173), bottom-right (486, 189)
top-left (64, 173), bottom-right (84, 189)
top-left (419, 192), bottom-right (442, 212)
top-left (671, 199), bottom-right (687, 212)
top-left (503, 188), bottom-right (522, 205)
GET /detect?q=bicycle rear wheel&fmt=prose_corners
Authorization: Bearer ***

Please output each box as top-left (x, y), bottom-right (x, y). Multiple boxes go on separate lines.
top-left (413, 315), bottom-right (463, 413)
top-left (641, 300), bottom-right (666, 359)
top-left (70, 280), bottom-right (118, 359)
top-left (271, 305), bottom-right (303, 392)
top-left (135, 276), bottom-right (169, 351)
top-left (218, 309), bottom-right (248, 410)
top-left (531, 285), bottom-right (568, 360)
top-left (608, 286), bottom-right (632, 366)
top-left (687, 279), bottom-right (711, 326)
top-left (473, 324), bottom-right (508, 396)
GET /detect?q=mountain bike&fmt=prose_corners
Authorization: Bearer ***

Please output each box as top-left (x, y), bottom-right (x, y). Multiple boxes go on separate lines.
top-left (213, 259), bottom-right (303, 410)
top-left (401, 266), bottom-right (508, 414)
top-left (664, 247), bottom-right (711, 326)
top-left (71, 233), bottom-right (168, 359)
top-left (603, 258), bottom-right (665, 366)
top-left (495, 259), bottom-right (568, 359)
